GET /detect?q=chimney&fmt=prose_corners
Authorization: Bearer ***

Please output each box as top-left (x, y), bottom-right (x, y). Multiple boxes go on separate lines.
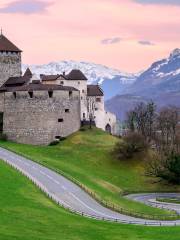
top-left (63, 71), bottom-right (65, 76)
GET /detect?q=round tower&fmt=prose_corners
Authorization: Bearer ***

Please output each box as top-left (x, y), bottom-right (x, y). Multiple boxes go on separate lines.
top-left (0, 32), bottom-right (22, 87)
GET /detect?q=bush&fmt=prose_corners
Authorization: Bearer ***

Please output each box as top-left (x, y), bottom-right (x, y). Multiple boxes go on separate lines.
top-left (49, 140), bottom-right (59, 146)
top-left (159, 153), bottom-right (180, 184)
top-left (0, 133), bottom-right (7, 141)
top-left (147, 152), bottom-right (180, 184)
top-left (114, 132), bottom-right (148, 160)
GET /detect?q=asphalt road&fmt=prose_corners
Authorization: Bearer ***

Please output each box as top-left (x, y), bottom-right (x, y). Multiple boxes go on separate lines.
top-left (0, 146), bottom-right (180, 226)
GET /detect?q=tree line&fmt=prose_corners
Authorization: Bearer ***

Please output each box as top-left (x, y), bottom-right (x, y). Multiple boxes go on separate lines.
top-left (114, 101), bottom-right (180, 184)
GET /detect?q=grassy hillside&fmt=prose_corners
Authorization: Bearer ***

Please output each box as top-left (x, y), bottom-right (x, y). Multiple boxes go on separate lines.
top-left (0, 127), bottom-right (180, 218)
top-left (1, 160), bottom-right (180, 240)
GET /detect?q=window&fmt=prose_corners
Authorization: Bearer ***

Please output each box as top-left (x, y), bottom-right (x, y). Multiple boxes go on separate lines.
top-left (65, 109), bottom-right (70, 113)
top-left (69, 91), bottom-right (72, 98)
top-left (82, 90), bottom-right (85, 93)
top-left (55, 136), bottom-right (60, 140)
top-left (13, 92), bottom-right (16, 99)
top-left (58, 118), bottom-right (64, 122)
top-left (83, 113), bottom-right (86, 119)
top-left (78, 81), bottom-right (80, 85)
top-left (60, 81), bottom-right (64, 85)
top-left (81, 96), bottom-right (83, 100)
top-left (28, 91), bottom-right (33, 98)
top-left (95, 108), bottom-right (98, 111)
top-left (96, 97), bottom-right (101, 102)
top-left (48, 91), bottom-right (53, 98)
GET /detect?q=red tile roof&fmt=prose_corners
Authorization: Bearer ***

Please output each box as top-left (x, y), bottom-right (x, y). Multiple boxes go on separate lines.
top-left (87, 85), bottom-right (104, 96)
top-left (0, 34), bottom-right (22, 52)
top-left (41, 69), bottom-right (88, 81)
top-left (0, 83), bottom-right (78, 92)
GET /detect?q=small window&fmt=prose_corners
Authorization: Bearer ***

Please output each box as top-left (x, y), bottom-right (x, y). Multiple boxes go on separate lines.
top-left (13, 92), bottom-right (16, 99)
top-left (58, 118), bottom-right (64, 122)
top-left (82, 89), bottom-right (85, 93)
top-left (48, 91), bottom-right (53, 98)
top-left (55, 136), bottom-right (60, 140)
top-left (69, 91), bottom-right (72, 98)
top-left (95, 108), bottom-right (98, 111)
top-left (60, 81), bottom-right (64, 85)
top-left (28, 91), bottom-right (33, 98)
top-left (81, 96), bottom-right (83, 100)
top-left (83, 113), bottom-right (86, 119)
top-left (65, 109), bottom-right (70, 113)
top-left (78, 81), bottom-right (80, 85)
top-left (96, 97), bottom-right (101, 102)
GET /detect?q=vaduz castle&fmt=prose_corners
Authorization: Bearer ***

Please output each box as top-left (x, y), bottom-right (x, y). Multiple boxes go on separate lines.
top-left (0, 33), bottom-right (116, 145)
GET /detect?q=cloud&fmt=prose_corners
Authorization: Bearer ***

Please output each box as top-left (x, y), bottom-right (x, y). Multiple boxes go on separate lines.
top-left (134, 0), bottom-right (180, 5)
top-left (138, 40), bottom-right (155, 46)
top-left (101, 37), bottom-right (121, 45)
top-left (0, 0), bottom-right (52, 14)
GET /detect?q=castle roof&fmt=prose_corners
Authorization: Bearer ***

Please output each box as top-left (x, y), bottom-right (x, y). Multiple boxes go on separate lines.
top-left (0, 34), bottom-right (22, 52)
top-left (41, 69), bottom-right (87, 81)
top-left (0, 83), bottom-right (78, 92)
top-left (2, 68), bottom-right (33, 88)
top-left (41, 74), bottom-right (60, 81)
top-left (87, 85), bottom-right (104, 96)
top-left (23, 68), bottom-right (33, 78)
top-left (66, 69), bottom-right (87, 80)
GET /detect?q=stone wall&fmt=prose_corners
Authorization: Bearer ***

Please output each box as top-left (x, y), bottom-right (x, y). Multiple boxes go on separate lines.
top-left (3, 90), bottom-right (80, 145)
top-left (43, 78), bottom-right (88, 121)
top-left (0, 52), bottom-right (21, 87)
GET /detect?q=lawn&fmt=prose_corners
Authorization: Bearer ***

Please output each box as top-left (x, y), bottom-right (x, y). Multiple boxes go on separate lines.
top-left (1, 160), bottom-right (180, 240)
top-left (0, 127), bottom-right (180, 218)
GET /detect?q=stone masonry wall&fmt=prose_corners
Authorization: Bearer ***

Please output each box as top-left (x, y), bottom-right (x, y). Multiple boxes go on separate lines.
top-left (3, 90), bottom-right (81, 145)
top-left (0, 52), bottom-right (21, 87)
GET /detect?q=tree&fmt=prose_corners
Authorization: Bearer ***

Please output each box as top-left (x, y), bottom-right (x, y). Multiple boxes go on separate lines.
top-left (113, 132), bottom-right (148, 160)
top-left (155, 106), bottom-right (179, 154)
top-left (126, 101), bottom-right (156, 140)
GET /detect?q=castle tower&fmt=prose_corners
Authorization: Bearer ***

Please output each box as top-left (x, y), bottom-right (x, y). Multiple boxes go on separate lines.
top-left (0, 32), bottom-right (22, 87)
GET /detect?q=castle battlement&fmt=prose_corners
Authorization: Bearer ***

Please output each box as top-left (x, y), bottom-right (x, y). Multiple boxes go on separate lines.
top-left (0, 34), bottom-right (117, 145)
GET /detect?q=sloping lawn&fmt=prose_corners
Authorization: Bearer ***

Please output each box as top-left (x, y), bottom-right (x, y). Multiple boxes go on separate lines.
top-left (1, 160), bottom-right (180, 240)
top-left (0, 127), bottom-right (180, 218)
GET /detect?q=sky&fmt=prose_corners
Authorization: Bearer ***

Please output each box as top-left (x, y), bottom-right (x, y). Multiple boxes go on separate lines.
top-left (0, 0), bottom-right (180, 73)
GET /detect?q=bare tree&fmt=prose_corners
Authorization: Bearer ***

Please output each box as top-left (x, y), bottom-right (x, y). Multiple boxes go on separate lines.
top-left (155, 106), bottom-right (179, 154)
top-left (126, 101), bottom-right (156, 140)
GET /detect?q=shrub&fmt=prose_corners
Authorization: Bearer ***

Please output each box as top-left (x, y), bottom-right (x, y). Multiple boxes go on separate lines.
top-left (0, 133), bottom-right (7, 141)
top-left (114, 132), bottom-right (148, 160)
top-left (160, 153), bottom-right (180, 184)
top-left (49, 140), bottom-right (59, 146)
top-left (147, 152), bottom-right (180, 184)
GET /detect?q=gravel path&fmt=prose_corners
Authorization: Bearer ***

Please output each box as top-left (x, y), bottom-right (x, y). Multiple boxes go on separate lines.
top-left (0, 147), bottom-right (180, 226)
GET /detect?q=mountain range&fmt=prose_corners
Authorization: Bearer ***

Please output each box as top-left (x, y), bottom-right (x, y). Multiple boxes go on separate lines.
top-left (22, 61), bottom-right (138, 100)
top-left (23, 48), bottom-right (180, 121)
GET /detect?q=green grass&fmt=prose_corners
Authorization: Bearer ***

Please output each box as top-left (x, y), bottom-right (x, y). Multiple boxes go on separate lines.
top-left (1, 160), bottom-right (180, 240)
top-left (157, 198), bottom-right (180, 204)
top-left (0, 127), bottom-right (180, 218)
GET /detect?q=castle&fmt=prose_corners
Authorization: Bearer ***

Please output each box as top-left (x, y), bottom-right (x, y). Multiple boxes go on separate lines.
top-left (0, 33), bottom-right (116, 145)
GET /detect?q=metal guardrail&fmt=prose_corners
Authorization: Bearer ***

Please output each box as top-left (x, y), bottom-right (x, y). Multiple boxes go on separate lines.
top-left (1, 150), bottom-right (180, 226)
top-left (2, 157), bottom-right (180, 226)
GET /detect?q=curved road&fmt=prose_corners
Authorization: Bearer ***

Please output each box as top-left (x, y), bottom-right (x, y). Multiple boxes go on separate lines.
top-left (0, 147), bottom-right (180, 226)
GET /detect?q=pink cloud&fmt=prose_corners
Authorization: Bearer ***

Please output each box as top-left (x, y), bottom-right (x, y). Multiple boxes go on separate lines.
top-left (0, 0), bottom-right (179, 72)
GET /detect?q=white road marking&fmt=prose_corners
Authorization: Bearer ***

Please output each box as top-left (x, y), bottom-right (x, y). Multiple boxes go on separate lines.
top-left (68, 192), bottom-right (115, 219)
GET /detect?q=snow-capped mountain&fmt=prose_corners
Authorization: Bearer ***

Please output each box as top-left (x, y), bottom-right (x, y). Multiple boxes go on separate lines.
top-left (106, 49), bottom-right (180, 120)
top-left (23, 60), bottom-right (137, 84)
top-left (127, 48), bottom-right (180, 96)
top-left (22, 61), bottom-right (138, 99)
